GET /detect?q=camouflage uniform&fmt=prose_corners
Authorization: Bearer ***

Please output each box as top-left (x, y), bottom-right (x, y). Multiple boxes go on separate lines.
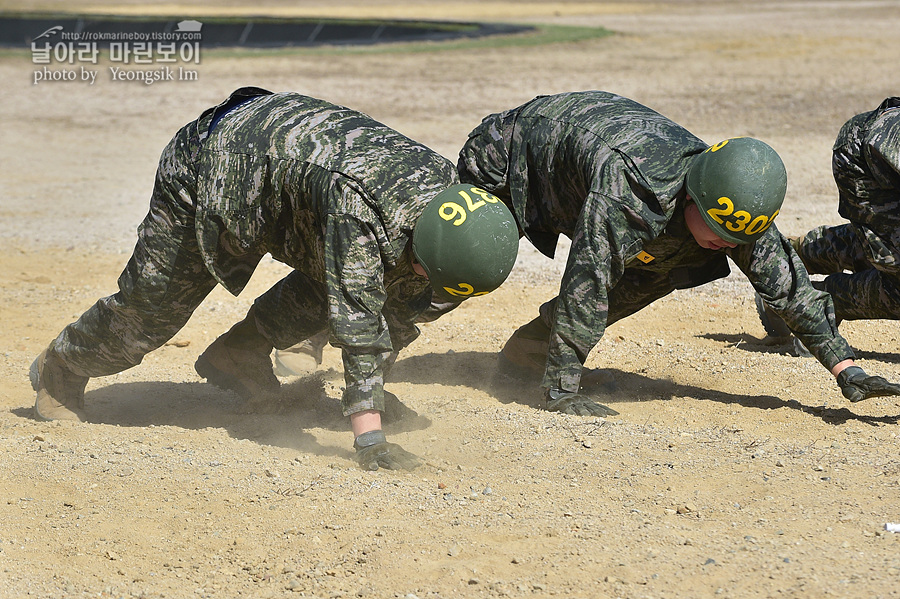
top-left (458, 91), bottom-right (852, 393)
top-left (795, 97), bottom-right (900, 321)
top-left (49, 87), bottom-right (456, 415)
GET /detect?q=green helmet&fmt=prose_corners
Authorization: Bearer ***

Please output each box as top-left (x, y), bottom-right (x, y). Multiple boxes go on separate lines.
top-left (413, 184), bottom-right (519, 302)
top-left (685, 137), bottom-right (788, 245)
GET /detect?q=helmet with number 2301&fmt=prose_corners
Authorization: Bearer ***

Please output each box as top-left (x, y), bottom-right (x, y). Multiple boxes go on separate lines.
top-left (686, 137), bottom-right (788, 245)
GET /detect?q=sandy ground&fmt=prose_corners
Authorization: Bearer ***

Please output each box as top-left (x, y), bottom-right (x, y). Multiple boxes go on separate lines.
top-left (2, 1), bottom-right (900, 598)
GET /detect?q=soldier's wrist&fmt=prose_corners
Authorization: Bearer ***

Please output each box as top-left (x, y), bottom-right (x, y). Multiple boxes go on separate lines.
top-left (837, 365), bottom-right (865, 387)
top-left (354, 430), bottom-right (386, 451)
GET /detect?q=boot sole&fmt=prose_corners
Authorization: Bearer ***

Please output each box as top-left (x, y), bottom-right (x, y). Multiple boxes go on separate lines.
top-left (29, 351), bottom-right (43, 392)
top-left (30, 351), bottom-right (51, 421)
top-left (194, 353), bottom-right (254, 400)
top-left (273, 351), bottom-right (319, 377)
top-left (30, 349), bottom-right (84, 422)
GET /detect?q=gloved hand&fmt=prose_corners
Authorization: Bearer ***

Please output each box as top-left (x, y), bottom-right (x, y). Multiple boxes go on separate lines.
top-left (544, 388), bottom-right (619, 416)
top-left (353, 430), bottom-right (421, 471)
top-left (837, 366), bottom-right (900, 403)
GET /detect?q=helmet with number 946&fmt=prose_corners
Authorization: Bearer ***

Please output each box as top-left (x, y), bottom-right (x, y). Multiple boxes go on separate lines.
top-left (685, 137), bottom-right (788, 245)
top-left (413, 184), bottom-right (519, 303)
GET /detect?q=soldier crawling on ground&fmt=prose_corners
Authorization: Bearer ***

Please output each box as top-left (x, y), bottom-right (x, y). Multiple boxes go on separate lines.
top-left (29, 87), bottom-right (520, 471)
top-left (458, 91), bottom-right (900, 413)
top-left (757, 97), bottom-right (900, 356)
top-left (237, 91), bottom-right (900, 415)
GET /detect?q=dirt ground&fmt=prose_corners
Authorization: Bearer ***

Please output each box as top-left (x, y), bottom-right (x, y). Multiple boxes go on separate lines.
top-left (2, 1), bottom-right (900, 598)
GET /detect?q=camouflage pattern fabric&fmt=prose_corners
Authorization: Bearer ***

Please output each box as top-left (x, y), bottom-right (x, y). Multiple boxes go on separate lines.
top-left (49, 87), bottom-right (456, 415)
top-left (798, 224), bottom-right (900, 320)
top-left (796, 97), bottom-right (900, 321)
top-left (459, 91), bottom-right (853, 393)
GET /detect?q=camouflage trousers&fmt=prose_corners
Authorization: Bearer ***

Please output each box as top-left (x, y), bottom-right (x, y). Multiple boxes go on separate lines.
top-left (797, 224), bottom-right (900, 321)
top-left (534, 265), bottom-right (712, 332)
top-left (51, 122), bottom-right (330, 377)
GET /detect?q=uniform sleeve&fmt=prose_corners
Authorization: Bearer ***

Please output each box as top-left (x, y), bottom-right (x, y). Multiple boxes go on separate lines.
top-left (544, 191), bottom-right (645, 392)
top-left (833, 105), bottom-right (900, 234)
top-left (381, 279), bottom-right (434, 351)
top-left (729, 225), bottom-right (855, 370)
top-left (324, 214), bottom-right (394, 416)
top-left (863, 104), bottom-right (900, 188)
top-left (457, 109), bottom-right (516, 196)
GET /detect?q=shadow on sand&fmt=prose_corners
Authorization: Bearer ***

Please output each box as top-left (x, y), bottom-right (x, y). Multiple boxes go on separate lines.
top-left (15, 347), bottom-right (897, 453)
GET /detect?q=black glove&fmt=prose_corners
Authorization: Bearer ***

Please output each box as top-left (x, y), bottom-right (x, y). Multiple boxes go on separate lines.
top-left (353, 430), bottom-right (421, 471)
top-left (837, 366), bottom-right (900, 403)
top-left (544, 388), bottom-right (619, 416)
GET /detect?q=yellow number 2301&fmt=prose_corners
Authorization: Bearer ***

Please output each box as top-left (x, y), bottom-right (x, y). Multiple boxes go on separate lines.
top-left (705, 196), bottom-right (779, 237)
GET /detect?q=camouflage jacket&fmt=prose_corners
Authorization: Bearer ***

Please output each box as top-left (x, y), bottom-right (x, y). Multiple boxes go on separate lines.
top-left (460, 91), bottom-right (852, 392)
top-left (832, 97), bottom-right (900, 265)
top-left (191, 88), bottom-right (457, 414)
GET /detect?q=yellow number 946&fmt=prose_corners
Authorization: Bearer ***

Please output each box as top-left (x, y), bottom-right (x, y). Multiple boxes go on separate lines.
top-left (438, 187), bottom-right (501, 226)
